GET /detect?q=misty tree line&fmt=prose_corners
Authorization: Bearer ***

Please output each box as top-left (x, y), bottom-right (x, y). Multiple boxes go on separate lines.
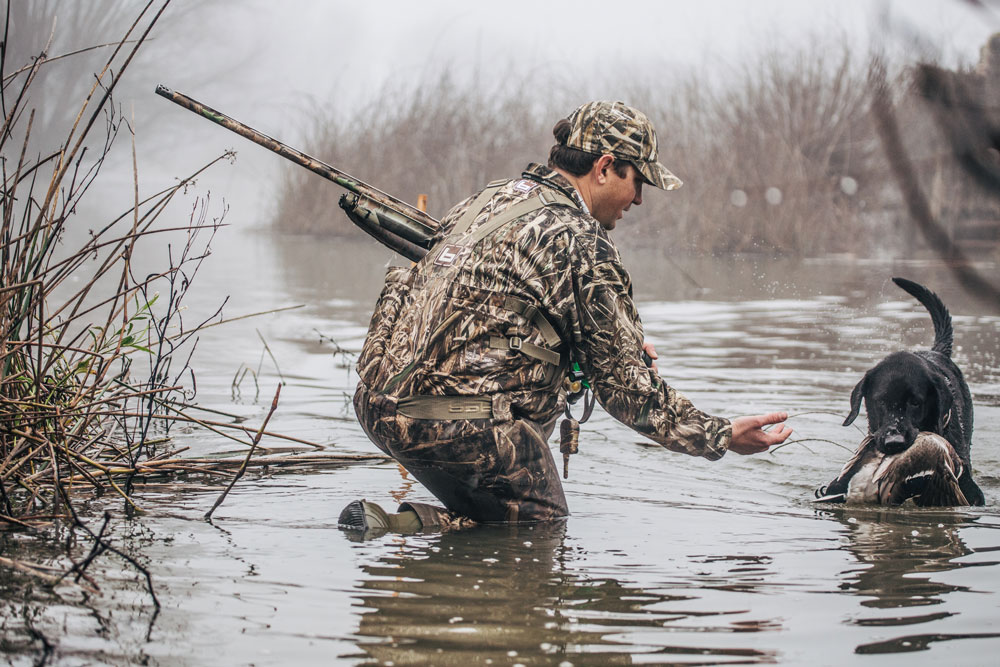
top-left (9, 1), bottom-right (995, 259)
top-left (3, 0), bottom-right (246, 174)
top-left (274, 42), bottom-right (999, 260)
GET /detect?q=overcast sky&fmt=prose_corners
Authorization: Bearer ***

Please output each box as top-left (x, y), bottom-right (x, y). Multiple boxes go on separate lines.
top-left (149, 0), bottom-right (1000, 123)
top-left (235, 0), bottom-right (997, 107)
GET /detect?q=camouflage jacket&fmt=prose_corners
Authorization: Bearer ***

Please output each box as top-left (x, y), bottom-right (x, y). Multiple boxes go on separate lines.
top-left (356, 163), bottom-right (732, 460)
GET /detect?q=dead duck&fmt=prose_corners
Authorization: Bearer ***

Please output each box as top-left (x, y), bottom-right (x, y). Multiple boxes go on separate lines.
top-left (815, 431), bottom-right (969, 506)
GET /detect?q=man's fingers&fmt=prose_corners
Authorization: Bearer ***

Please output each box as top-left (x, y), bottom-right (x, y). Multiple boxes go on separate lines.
top-left (732, 413), bottom-right (789, 434)
top-left (765, 423), bottom-right (793, 444)
top-left (757, 411), bottom-right (789, 426)
top-left (641, 341), bottom-right (659, 373)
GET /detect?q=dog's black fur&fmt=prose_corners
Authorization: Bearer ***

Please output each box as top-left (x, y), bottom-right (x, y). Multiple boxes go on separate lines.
top-left (820, 277), bottom-right (984, 506)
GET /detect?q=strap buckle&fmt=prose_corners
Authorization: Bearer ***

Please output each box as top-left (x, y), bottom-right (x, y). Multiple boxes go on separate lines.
top-left (508, 336), bottom-right (522, 350)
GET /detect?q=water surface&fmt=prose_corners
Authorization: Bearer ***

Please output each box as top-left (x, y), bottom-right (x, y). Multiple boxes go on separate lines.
top-left (3, 234), bottom-right (999, 665)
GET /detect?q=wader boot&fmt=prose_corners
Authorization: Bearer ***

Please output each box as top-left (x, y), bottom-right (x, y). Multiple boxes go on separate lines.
top-left (338, 499), bottom-right (423, 537)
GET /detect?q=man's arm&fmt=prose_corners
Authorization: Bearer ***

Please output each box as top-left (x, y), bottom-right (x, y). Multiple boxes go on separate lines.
top-left (570, 261), bottom-right (732, 459)
top-left (570, 257), bottom-right (794, 459)
top-left (641, 346), bottom-right (792, 455)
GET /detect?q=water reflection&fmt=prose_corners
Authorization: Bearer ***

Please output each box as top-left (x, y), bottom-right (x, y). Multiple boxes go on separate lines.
top-left (5, 233), bottom-right (999, 664)
top-left (855, 630), bottom-right (1000, 655)
top-left (344, 522), bottom-right (779, 665)
top-left (828, 508), bottom-right (975, 610)
top-left (0, 523), bottom-right (159, 665)
top-left (820, 507), bottom-right (1000, 654)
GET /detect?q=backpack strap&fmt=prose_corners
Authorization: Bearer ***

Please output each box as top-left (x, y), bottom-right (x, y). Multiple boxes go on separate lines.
top-left (463, 189), bottom-right (576, 248)
top-left (448, 180), bottom-right (507, 238)
top-left (504, 296), bottom-right (562, 349)
top-left (488, 335), bottom-right (561, 366)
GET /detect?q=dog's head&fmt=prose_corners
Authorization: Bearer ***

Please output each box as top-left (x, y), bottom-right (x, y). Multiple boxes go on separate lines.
top-left (843, 352), bottom-right (954, 455)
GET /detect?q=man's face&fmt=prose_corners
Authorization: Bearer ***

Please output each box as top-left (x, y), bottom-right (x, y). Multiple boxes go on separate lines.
top-left (591, 161), bottom-right (644, 230)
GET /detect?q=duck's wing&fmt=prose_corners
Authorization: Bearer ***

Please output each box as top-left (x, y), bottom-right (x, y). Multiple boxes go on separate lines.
top-left (875, 432), bottom-right (969, 506)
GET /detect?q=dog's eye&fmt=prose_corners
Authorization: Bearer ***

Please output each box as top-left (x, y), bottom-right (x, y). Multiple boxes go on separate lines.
top-left (908, 397), bottom-right (922, 409)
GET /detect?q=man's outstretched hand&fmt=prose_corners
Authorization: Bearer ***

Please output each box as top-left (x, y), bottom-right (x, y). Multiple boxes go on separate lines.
top-left (729, 412), bottom-right (792, 455)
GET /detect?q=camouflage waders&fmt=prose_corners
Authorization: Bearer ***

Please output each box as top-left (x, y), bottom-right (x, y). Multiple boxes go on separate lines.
top-left (355, 381), bottom-right (567, 525)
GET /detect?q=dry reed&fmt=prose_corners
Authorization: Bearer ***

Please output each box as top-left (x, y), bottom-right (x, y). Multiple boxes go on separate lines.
top-left (0, 1), bottom-right (369, 603)
top-left (273, 41), bottom-right (999, 263)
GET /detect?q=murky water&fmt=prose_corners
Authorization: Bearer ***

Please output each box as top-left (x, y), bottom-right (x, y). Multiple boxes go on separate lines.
top-left (3, 232), bottom-right (1000, 665)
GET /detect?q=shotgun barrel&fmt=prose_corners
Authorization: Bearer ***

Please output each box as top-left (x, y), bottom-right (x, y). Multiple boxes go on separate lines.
top-left (155, 85), bottom-right (440, 251)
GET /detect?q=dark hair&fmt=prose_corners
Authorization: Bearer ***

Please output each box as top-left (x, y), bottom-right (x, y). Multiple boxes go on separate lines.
top-left (548, 119), bottom-right (630, 178)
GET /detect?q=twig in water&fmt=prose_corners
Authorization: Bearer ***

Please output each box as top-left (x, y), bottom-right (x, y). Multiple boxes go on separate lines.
top-left (784, 410), bottom-right (868, 437)
top-left (314, 329), bottom-right (357, 368)
top-left (204, 383), bottom-right (281, 520)
top-left (256, 328), bottom-right (284, 383)
top-left (195, 303), bottom-right (304, 332)
top-left (786, 410), bottom-right (850, 421)
top-left (769, 437), bottom-right (855, 455)
top-left (231, 363), bottom-right (260, 401)
top-left (0, 556), bottom-right (66, 585)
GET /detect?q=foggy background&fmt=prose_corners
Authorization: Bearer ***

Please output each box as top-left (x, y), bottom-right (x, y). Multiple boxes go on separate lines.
top-left (10, 0), bottom-right (996, 230)
top-left (6, 6), bottom-right (1000, 663)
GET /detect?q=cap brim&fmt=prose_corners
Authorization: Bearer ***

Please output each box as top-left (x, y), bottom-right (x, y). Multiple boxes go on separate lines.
top-left (638, 160), bottom-right (682, 191)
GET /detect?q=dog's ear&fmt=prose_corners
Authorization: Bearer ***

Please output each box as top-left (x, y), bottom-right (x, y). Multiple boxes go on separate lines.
top-left (844, 372), bottom-right (869, 426)
top-left (930, 374), bottom-right (955, 432)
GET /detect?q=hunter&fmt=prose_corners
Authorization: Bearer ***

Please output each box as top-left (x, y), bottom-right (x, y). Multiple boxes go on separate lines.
top-left (341, 101), bottom-right (791, 533)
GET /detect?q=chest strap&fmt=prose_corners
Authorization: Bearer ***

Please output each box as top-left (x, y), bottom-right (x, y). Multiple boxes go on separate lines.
top-left (461, 189), bottom-right (575, 248)
top-left (489, 335), bottom-right (561, 366)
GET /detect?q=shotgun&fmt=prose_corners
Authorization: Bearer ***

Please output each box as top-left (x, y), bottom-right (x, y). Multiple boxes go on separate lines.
top-left (155, 85), bottom-right (437, 261)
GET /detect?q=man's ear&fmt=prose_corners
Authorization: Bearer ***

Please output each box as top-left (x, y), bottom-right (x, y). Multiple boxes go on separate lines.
top-left (592, 154), bottom-right (616, 184)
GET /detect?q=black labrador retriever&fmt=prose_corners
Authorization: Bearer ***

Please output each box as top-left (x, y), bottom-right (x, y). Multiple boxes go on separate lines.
top-left (817, 277), bottom-right (984, 506)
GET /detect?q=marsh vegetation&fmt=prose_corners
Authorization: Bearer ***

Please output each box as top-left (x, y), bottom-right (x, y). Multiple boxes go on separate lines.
top-left (274, 42), bottom-right (1000, 264)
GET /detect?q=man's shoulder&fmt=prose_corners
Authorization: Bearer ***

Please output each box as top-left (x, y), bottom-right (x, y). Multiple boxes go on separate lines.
top-left (441, 165), bottom-right (591, 231)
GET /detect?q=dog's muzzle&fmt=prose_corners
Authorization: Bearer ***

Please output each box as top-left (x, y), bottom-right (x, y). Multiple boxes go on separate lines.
top-left (879, 432), bottom-right (907, 454)
top-left (876, 421), bottom-right (916, 455)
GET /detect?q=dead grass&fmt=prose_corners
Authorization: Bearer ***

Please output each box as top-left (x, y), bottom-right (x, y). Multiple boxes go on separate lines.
top-left (274, 42), bottom-right (993, 260)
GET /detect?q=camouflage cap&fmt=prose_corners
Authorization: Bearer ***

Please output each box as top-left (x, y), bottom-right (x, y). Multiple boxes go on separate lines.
top-left (564, 100), bottom-right (682, 191)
